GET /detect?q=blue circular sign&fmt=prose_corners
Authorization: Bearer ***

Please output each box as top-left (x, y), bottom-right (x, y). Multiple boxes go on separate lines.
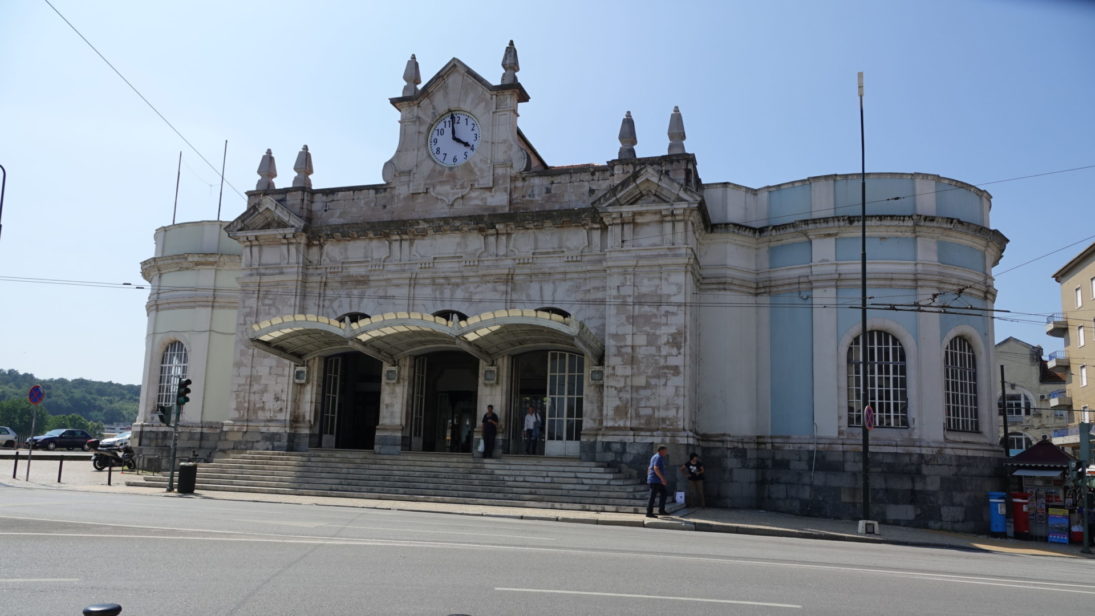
top-left (28, 384), bottom-right (44, 405)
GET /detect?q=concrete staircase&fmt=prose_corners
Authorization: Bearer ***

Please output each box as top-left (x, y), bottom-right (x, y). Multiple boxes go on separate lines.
top-left (128, 450), bottom-right (661, 513)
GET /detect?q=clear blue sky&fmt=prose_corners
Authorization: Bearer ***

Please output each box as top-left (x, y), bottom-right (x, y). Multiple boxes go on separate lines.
top-left (1, 0), bottom-right (1092, 385)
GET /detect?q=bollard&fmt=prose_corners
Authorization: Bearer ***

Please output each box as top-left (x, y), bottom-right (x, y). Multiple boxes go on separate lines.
top-left (83, 603), bottom-right (122, 616)
top-left (107, 464), bottom-right (113, 486)
top-left (57, 458), bottom-right (64, 483)
top-left (11, 450), bottom-right (17, 479)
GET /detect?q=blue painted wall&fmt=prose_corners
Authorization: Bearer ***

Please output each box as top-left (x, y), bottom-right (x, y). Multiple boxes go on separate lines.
top-left (769, 241), bottom-right (812, 268)
top-left (836, 236), bottom-right (916, 262)
top-left (837, 287), bottom-right (920, 339)
top-left (936, 183), bottom-right (983, 225)
top-left (835, 178), bottom-right (916, 217)
top-left (938, 294), bottom-right (990, 341)
top-left (770, 292), bottom-right (814, 435)
top-left (937, 241), bottom-right (985, 273)
top-left (768, 184), bottom-right (811, 225)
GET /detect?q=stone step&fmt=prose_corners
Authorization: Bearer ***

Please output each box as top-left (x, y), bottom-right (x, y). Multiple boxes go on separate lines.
top-left (130, 476), bottom-right (652, 512)
top-left (136, 449), bottom-right (656, 513)
top-left (176, 470), bottom-right (647, 497)
top-left (199, 461), bottom-right (630, 483)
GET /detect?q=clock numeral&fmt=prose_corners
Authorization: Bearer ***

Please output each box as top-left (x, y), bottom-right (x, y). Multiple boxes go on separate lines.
top-left (435, 147), bottom-right (441, 155)
top-left (431, 138), bottom-right (438, 146)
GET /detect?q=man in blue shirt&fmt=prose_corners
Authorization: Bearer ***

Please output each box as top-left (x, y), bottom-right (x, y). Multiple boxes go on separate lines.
top-left (646, 445), bottom-right (669, 518)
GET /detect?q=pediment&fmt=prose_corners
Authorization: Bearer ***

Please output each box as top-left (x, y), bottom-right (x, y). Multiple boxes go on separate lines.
top-left (591, 166), bottom-right (704, 209)
top-left (225, 196), bottom-right (306, 236)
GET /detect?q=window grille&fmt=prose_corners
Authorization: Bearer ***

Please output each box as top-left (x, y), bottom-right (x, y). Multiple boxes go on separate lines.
top-left (847, 331), bottom-right (908, 428)
top-left (998, 393), bottom-right (1032, 417)
top-left (944, 337), bottom-right (979, 432)
top-left (156, 341), bottom-right (189, 407)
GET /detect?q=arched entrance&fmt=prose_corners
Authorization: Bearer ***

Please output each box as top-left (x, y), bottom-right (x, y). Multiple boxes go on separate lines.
top-left (318, 352), bottom-right (382, 449)
top-left (509, 350), bottom-right (584, 456)
top-left (407, 350), bottom-right (479, 452)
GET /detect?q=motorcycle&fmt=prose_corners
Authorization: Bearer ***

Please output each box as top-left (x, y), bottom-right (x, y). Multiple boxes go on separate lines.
top-left (88, 439), bottom-right (136, 471)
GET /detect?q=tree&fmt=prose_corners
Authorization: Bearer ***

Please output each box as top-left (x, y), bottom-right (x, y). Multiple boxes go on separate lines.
top-left (0, 399), bottom-right (51, 441)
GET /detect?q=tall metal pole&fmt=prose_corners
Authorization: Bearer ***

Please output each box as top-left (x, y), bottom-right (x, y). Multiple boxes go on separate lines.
top-left (171, 151), bottom-right (182, 225)
top-left (999, 365), bottom-right (1011, 534)
top-left (216, 140), bottom-right (228, 221)
top-left (0, 163), bottom-right (7, 241)
top-left (858, 72), bottom-right (870, 522)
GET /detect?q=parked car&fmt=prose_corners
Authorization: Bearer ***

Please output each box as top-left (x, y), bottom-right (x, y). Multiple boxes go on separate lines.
top-left (0, 426), bottom-right (17, 448)
top-left (97, 431), bottom-right (131, 449)
top-left (25, 429), bottom-right (94, 451)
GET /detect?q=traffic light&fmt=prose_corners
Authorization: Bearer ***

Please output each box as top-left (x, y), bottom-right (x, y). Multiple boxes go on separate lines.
top-left (176, 378), bottom-right (192, 407)
top-left (155, 405), bottom-right (172, 426)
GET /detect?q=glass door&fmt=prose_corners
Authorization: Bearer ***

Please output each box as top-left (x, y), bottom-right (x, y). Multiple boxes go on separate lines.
top-left (320, 356), bottom-right (342, 448)
top-left (544, 351), bottom-right (584, 457)
top-left (410, 355), bottom-right (426, 451)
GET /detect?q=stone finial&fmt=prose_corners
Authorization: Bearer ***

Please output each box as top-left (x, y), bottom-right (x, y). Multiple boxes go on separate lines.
top-left (292, 145), bottom-right (313, 189)
top-left (667, 106), bottom-right (686, 154)
top-left (256, 148), bottom-right (277, 191)
top-left (617, 111), bottom-right (637, 160)
top-left (402, 54), bottom-right (421, 97)
top-left (500, 40), bottom-right (520, 85)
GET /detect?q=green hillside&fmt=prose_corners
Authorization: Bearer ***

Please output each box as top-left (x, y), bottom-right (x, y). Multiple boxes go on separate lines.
top-left (0, 369), bottom-right (140, 439)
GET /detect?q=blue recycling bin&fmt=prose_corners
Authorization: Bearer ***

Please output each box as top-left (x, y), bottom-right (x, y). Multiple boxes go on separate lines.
top-left (988, 491), bottom-right (1006, 536)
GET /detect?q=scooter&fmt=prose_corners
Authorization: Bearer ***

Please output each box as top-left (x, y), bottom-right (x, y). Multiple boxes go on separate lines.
top-left (88, 440), bottom-right (136, 471)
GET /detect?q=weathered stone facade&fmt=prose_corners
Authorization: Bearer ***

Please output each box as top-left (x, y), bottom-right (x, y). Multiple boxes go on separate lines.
top-left (134, 47), bottom-right (1010, 531)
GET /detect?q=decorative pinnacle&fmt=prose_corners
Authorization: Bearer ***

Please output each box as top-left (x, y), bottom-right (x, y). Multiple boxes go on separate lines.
top-left (402, 54), bottom-right (421, 97)
top-left (667, 106), bottom-right (686, 155)
top-left (501, 40), bottom-right (520, 85)
top-left (256, 148), bottom-right (277, 191)
top-left (292, 145), bottom-right (313, 189)
top-left (617, 111), bottom-right (637, 160)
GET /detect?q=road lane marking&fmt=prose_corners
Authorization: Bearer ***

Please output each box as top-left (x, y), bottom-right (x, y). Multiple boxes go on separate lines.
top-left (0, 578), bottom-right (79, 583)
top-left (496, 587), bottom-right (801, 609)
top-left (2, 516), bottom-right (1089, 597)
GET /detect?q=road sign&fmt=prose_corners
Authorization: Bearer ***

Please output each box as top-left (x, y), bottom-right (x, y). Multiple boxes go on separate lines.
top-left (864, 405), bottom-right (875, 431)
top-left (28, 384), bottom-right (44, 405)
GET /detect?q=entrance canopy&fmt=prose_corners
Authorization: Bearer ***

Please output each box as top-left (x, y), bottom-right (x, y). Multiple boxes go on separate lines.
top-left (250, 309), bottom-right (603, 365)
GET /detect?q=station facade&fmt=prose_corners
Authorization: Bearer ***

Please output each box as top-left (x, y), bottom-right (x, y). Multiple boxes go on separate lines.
top-left (134, 46), bottom-right (1009, 530)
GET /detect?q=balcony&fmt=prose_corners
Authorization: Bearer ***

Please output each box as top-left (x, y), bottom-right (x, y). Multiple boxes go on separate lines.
top-left (1048, 389), bottom-right (1072, 408)
top-left (1046, 313), bottom-right (1068, 337)
top-left (1047, 349), bottom-right (1070, 373)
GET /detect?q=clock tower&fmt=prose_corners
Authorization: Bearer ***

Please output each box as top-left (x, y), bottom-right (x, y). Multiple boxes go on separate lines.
top-left (381, 42), bottom-right (544, 214)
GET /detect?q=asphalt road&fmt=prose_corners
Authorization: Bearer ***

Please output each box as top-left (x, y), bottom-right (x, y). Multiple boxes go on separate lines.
top-left (2, 487), bottom-right (1093, 616)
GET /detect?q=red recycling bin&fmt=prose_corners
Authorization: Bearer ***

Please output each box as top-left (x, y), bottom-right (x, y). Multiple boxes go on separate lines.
top-left (1011, 492), bottom-right (1030, 539)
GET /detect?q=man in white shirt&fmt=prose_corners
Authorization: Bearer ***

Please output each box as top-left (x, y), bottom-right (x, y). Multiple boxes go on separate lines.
top-left (523, 405), bottom-right (542, 454)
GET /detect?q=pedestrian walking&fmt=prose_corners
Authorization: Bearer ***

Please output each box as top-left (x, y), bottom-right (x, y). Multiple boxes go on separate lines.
top-left (680, 453), bottom-right (705, 508)
top-left (523, 405), bottom-right (542, 454)
top-left (481, 405), bottom-right (499, 458)
top-left (646, 445), bottom-right (669, 518)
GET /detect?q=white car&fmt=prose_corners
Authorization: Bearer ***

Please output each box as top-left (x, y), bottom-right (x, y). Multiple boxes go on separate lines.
top-left (98, 431), bottom-right (131, 449)
top-left (0, 426), bottom-right (16, 448)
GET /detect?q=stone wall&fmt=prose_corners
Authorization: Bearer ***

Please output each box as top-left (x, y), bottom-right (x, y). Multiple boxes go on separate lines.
top-left (584, 437), bottom-right (1004, 533)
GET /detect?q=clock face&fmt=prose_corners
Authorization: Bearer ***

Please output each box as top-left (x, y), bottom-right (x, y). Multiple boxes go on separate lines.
top-left (428, 111), bottom-right (480, 167)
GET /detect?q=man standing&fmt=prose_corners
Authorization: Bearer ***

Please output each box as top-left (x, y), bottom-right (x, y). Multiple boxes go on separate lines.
top-left (646, 445), bottom-right (670, 518)
top-left (481, 404), bottom-right (499, 458)
top-left (523, 405), bottom-right (542, 454)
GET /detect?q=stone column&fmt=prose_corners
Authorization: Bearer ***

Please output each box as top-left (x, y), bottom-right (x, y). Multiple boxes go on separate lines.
top-left (374, 358), bottom-right (409, 455)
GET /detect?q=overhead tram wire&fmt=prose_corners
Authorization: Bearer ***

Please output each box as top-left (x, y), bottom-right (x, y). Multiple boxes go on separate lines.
top-left (43, 0), bottom-right (245, 202)
top-left (0, 274), bottom-right (1066, 327)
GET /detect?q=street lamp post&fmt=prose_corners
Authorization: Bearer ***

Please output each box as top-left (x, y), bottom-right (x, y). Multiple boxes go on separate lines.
top-left (0, 163), bottom-right (7, 240)
top-left (858, 73), bottom-right (872, 527)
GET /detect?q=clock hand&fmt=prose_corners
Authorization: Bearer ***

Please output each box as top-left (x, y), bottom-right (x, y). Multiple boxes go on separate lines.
top-left (450, 113), bottom-right (472, 147)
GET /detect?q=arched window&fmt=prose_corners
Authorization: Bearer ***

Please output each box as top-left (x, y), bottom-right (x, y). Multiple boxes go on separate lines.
top-left (998, 392), bottom-right (1032, 417)
top-left (433, 309), bottom-right (469, 324)
top-left (536, 306), bottom-right (571, 319)
top-left (1007, 432), bottom-right (1033, 455)
top-left (156, 341), bottom-right (189, 408)
top-left (944, 337), bottom-right (979, 432)
top-left (336, 312), bottom-right (370, 324)
top-left (847, 330), bottom-right (908, 428)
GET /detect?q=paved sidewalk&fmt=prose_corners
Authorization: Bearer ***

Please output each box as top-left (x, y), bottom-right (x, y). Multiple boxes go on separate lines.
top-left (2, 452), bottom-right (1089, 559)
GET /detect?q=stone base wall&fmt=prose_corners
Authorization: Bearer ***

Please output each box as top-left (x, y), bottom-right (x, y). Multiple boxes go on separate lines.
top-left (132, 422), bottom-right (310, 467)
top-left (585, 437), bottom-right (1005, 533)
